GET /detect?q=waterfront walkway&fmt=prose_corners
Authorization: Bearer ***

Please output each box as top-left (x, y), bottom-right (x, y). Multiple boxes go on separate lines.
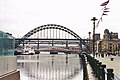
top-left (95, 55), bottom-right (120, 79)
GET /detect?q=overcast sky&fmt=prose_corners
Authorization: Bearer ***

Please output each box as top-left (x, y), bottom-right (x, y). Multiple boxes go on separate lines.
top-left (0, 0), bottom-right (120, 39)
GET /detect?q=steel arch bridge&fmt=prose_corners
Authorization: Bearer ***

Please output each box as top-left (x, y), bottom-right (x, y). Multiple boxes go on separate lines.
top-left (15, 24), bottom-right (89, 52)
top-left (23, 24), bottom-right (82, 39)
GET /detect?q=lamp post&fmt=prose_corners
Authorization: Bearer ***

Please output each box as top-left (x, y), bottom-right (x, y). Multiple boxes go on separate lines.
top-left (91, 17), bottom-right (98, 57)
top-left (88, 32), bottom-right (91, 53)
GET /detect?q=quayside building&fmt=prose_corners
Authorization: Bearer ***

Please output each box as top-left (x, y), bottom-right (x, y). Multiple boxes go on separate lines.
top-left (90, 29), bottom-right (120, 55)
top-left (0, 30), bottom-right (20, 80)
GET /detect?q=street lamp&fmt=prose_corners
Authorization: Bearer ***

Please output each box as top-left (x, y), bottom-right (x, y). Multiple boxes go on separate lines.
top-left (88, 32), bottom-right (91, 53)
top-left (91, 17), bottom-right (98, 57)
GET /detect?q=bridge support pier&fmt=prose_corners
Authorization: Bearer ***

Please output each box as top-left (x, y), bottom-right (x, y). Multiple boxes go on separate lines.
top-left (66, 40), bottom-right (68, 49)
top-left (52, 40), bottom-right (54, 47)
top-left (37, 40), bottom-right (39, 49)
top-left (22, 40), bottom-right (25, 49)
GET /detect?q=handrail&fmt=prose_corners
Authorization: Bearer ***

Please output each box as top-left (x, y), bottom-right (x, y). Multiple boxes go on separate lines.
top-left (79, 54), bottom-right (89, 80)
top-left (84, 53), bottom-right (119, 80)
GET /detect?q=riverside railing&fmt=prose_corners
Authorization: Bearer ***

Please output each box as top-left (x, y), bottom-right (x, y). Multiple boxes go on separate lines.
top-left (79, 54), bottom-right (89, 80)
top-left (85, 53), bottom-right (119, 80)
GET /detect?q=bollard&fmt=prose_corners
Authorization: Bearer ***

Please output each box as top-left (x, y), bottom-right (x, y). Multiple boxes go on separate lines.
top-left (110, 58), bottom-right (114, 61)
top-left (101, 65), bottom-right (106, 80)
top-left (107, 69), bottom-right (114, 80)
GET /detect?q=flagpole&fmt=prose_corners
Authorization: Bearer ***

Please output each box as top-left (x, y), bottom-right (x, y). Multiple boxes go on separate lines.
top-left (91, 17), bottom-right (98, 57)
top-left (96, 0), bottom-right (110, 28)
top-left (96, 13), bottom-right (103, 27)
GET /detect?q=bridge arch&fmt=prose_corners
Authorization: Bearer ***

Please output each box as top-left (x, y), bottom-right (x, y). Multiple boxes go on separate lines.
top-left (23, 24), bottom-right (82, 40)
top-left (15, 24), bottom-right (89, 50)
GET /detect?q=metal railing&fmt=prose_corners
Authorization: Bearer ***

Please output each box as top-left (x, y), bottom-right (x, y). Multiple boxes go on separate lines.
top-left (85, 53), bottom-right (120, 80)
top-left (79, 54), bottom-right (89, 80)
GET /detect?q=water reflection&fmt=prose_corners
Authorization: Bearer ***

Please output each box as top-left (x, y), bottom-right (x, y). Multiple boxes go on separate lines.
top-left (17, 54), bottom-right (83, 80)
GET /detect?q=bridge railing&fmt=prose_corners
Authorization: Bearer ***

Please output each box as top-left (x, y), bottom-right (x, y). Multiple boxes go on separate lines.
top-left (85, 53), bottom-right (119, 80)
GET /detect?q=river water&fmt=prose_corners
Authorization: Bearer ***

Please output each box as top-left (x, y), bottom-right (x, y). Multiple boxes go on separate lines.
top-left (17, 53), bottom-right (83, 80)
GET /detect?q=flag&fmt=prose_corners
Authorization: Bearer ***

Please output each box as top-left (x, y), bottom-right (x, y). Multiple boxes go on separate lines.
top-left (103, 13), bottom-right (108, 15)
top-left (103, 10), bottom-right (110, 12)
top-left (104, 8), bottom-right (110, 10)
top-left (100, 0), bottom-right (109, 6)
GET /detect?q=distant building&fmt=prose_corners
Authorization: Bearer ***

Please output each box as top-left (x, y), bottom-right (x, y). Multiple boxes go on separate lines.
top-left (90, 33), bottom-right (101, 53)
top-left (94, 33), bottom-right (100, 41)
top-left (102, 29), bottom-right (119, 54)
top-left (103, 29), bottom-right (118, 40)
top-left (94, 29), bottom-right (119, 55)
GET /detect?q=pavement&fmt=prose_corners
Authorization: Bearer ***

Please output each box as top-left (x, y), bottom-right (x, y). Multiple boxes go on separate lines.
top-left (95, 55), bottom-right (120, 79)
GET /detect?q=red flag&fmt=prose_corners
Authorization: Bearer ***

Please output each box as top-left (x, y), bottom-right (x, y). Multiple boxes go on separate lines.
top-left (100, 0), bottom-right (109, 6)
